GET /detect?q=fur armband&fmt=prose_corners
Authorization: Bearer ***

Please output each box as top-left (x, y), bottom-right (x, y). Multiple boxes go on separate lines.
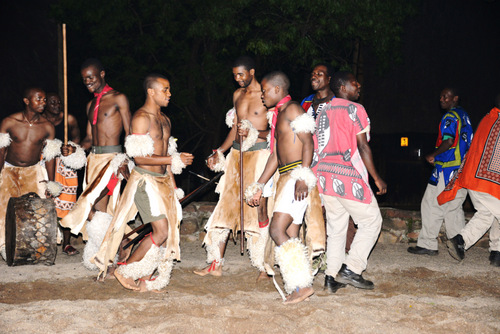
top-left (43, 138), bottom-right (62, 161)
top-left (110, 153), bottom-right (128, 176)
top-left (46, 181), bottom-right (63, 197)
top-left (225, 108), bottom-right (236, 128)
top-left (171, 152), bottom-right (186, 175)
top-left (175, 188), bottom-right (185, 200)
top-left (60, 141), bottom-right (86, 170)
top-left (244, 182), bottom-right (264, 204)
top-left (125, 133), bottom-right (154, 158)
top-left (290, 113), bottom-right (316, 134)
top-left (240, 120), bottom-right (259, 152)
top-left (291, 166), bottom-right (317, 191)
top-left (209, 149), bottom-right (226, 172)
top-left (167, 137), bottom-right (178, 156)
top-left (0, 133), bottom-right (11, 149)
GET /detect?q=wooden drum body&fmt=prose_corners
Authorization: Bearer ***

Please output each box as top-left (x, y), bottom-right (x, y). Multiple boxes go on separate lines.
top-left (5, 192), bottom-right (58, 266)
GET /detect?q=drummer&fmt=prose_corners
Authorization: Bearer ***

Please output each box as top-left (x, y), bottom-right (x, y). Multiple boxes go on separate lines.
top-left (0, 88), bottom-right (64, 261)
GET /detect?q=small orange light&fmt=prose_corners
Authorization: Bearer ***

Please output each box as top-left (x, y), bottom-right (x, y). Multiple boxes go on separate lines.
top-left (401, 137), bottom-right (408, 147)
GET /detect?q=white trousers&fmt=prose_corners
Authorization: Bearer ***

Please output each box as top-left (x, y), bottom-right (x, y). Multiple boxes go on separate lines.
top-left (417, 172), bottom-right (467, 250)
top-left (323, 194), bottom-right (382, 276)
top-left (462, 190), bottom-right (500, 251)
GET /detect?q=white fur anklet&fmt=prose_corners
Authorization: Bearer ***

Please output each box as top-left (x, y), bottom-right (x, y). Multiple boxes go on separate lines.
top-left (117, 244), bottom-right (162, 280)
top-left (240, 120), bottom-right (259, 152)
top-left (46, 181), bottom-right (63, 197)
top-left (125, 133), bottom-right (154, 158)
top-left (247, 228), bottom-right (269, 272)
top-left (291, 166), bottom-right (317, 191)
top-left (60, 141), bottom-right (87, 170)
top-left (43, 138), bottom-right (62, 161)
top-left (275, 238), bottom-right (313, 295)
top-left (0, 133), bottom-right (12, 149)
top-left (171, 152), bottom-right (186, 175)
top-left (145, 257), bottom-right (174, 291)
top-left (206, 229), bottom-right (230, 263)
top-left (83, 211), bottom-right (113, 270)
top-left (290, 113), bottom-right (316, 134)
top-left (244, 182), bottom-right (264, 204)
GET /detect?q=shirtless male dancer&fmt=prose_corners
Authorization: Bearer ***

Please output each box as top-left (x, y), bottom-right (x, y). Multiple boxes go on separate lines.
top-left (93, 74), bottom-right (193, 292)
top-left (0, 88), bottom-right (63, 260)
top-left (246, 71), bottom-right (320, 304)
top-left (61, 58), bottom-right (131, 245)
top-left (194, 56), bottom-right (272, 280)
top-left (43, 93), bottom-right (82, 256)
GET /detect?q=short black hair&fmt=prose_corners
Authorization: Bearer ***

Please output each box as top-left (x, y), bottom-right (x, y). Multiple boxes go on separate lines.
top-left (23, 87), bottom-right (44, 99)
top-left (313, 62), bottom-right (334, 78)
top-left (143, 73), bottom-right (168, 94)
top-left (81, 58), bottom-right (104, 72)
top-left (262, 71), bottom-right (290, 93)
top-left (331, 71), bottom-right (354, 96)
top-left (443, 87), bottom-right (459, 98)
top-left (233, 56), bottom-right (256, 72)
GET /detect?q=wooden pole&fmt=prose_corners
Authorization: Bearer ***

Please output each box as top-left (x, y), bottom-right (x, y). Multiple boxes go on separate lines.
top-left (239, 136), bottom-right (244, 254)
top-left (62, 23), bottom-right (68, 145)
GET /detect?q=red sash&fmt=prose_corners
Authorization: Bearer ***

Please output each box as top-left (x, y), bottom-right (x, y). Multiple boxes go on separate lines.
top-left (92, 84), bottom-right (113, 125)
top-left (269, 95), bottom-right (292, 153)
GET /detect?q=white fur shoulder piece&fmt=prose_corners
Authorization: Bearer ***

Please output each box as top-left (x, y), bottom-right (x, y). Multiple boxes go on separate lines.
top-left (60, 141), bottom-right (87, 170)
top-left (290, 113), bottom-right (316, 134)
top-left (43, 139), bottom-right (62, 161)
top-left (0, 133), bottom-right (11, 149)
top-left (167, 137), bottom-right (178, 156)
top-left (171, 152), bottom-right (186, 175)
top-left (125, 133), bottom-right (154, 158)
top-left (46, 181), bottom-right (63, 197)
top-left (290, 166), bottom-right (317, 191)
top-left (240, 120), bottom-right (259, 152)
top-left (225, 108), bottom-right (236, 128)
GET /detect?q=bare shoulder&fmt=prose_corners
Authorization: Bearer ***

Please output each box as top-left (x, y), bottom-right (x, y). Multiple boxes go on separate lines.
top-left (1, 112), bottom-right (22, 130)
top-left (110, 90), bottom-right (129, 104)
top-left (233, 88), bottom-right (244, 102)
top-left (132, 108), bottom-right (152, 123)
top-left (285, 101), bottom-right (305, 119)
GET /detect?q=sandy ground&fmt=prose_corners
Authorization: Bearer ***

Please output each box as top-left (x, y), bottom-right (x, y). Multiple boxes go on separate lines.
top-left (1, 235), bottom-right (499, 334)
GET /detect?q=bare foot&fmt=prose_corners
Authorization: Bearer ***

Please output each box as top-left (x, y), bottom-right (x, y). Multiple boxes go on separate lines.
top-left (284, 287), bottom-right (314, 305)
top-left (193, 263), bottom-right (222, 277)
top-left (256, 271), bottom-right (271, 282)
top-left (137, 279), bottom-right (165, 294)
top-left (115, 268), bottom-right (140, 291)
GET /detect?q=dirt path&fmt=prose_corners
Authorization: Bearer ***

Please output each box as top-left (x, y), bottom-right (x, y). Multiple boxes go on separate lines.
top-left (1, 238), bottom-right (499, 334)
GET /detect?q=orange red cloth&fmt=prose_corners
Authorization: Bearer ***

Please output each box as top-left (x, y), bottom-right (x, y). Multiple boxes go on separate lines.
top-left (438, 107), bottom-right (500, 204)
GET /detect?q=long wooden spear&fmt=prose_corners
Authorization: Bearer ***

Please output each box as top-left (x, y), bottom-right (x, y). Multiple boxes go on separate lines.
top-left (239, 135), bottom-right (244, 254)
top-left (62, 23), bottom-right (68, 145)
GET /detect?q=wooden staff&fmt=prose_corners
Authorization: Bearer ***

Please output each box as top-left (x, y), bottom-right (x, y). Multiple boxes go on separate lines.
top-left (239, 135), bottom-right (244, 254)
top-left (62, 23), bottom-right (68, 145)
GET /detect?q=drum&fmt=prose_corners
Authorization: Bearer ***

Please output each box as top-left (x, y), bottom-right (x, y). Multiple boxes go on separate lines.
top-left (5, 192), bottom-right (58, 266)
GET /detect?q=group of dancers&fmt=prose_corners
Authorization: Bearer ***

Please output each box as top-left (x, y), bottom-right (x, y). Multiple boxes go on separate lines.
top-left (0, 56), bottom-right (389, 304)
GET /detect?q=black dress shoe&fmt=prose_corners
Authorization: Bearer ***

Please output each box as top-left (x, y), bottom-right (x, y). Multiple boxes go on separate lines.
top-left (490, 251), bottom-right (500, 267)
top-left (335, 264), bottom-right (374, 290)
top-left (324, 274), bottom-right (346, 293)
top-left (447, 234), bottom-right (465, 261)
top-left (407, 246), bottom-right (438, 256)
